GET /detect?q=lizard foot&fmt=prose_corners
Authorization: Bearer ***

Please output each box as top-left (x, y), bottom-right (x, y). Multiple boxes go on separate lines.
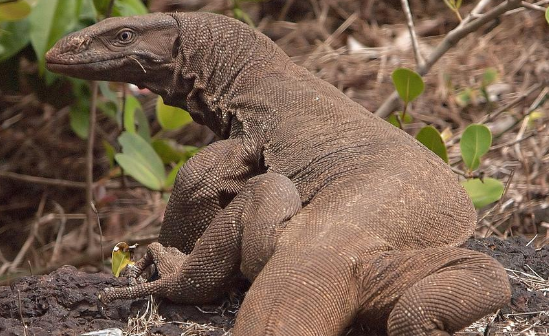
top-left (99, 242), bottom-right (189, 304)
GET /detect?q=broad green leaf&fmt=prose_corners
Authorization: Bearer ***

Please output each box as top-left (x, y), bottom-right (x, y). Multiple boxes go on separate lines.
top-left (29, 0), bottom-right (82, 71)
top-left (106, 0), bottom-right (148, 16)
top-left (152, 139), bottom-right (198, 164)
top-left (455, 87), bottom-right (473, 107)
top-left (115, 154), bottom-right (164, 190)
top-left (156, 96), bottom-right (193, 130)
top-left (78, 0), bottom-right (97, 23)
top-left (102, 140), bottom-right (116, 168)
top-left (481, 68), bottom-right (498, 88)
top-left (0, 18), bottom-right (29, 62)
top-left (461, 178), bottom-right (504, 209)
top-left (111, 242), bottom-right (135, 277)
top-left (123, 95), bottom-right (141, 134)
top-left (135, 105), bottom-right (151, 143)
top-left (415, 126), bottom-right (448, 163)
top-left (387, 111), bottom-right (413, 128)
top-left (460, 124), bottom-right (492, 171)
top-left (166, 160), bottom-right (185, 188)
top-left (546, 6), bottom-right (549, 25)
top-left (0, 0), bottom-right (31, 21)
top-left (116, 132), bottom-right (165, 190)
top-left (69, 100), bottom-right (89, 139)
top-left (391, 68), bottom-right (424, 104)
top-left (99, 81), bottom-right (118, 103)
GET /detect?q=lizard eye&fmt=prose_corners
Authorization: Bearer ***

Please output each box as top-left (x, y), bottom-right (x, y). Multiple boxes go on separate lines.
top-left (116, 29), bottom-right (135, 44)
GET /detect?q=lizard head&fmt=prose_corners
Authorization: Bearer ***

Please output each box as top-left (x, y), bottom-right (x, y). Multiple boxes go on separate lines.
top-left (46, 13), bottom-right (178, 93)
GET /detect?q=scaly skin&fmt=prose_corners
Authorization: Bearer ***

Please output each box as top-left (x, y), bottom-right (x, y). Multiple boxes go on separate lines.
top-left (46, 12), bottom-right (511, 335)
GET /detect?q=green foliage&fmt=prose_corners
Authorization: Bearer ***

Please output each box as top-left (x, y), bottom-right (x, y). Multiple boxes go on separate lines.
top-left (461, 178), bottom-right (504, 209)
top-left (0, 19), bottom-right (29, 62)
top-left (152, 139), bottom-right (199, 164)
top-left (443, 0), bottom-right (463, 21)
top-left (391, 68), bottom-right (424, 104)
top-left (111, 242), bottom-right (135, 277)
top-left (123, 95), bottom-right (150, 142)
top-left (231, 0), bottom-right (263, 27)
top-left (460, 124), bottom-right (492, 171)
top-left (156, 96), bottom-right (193, 131)
top-left (166, 160), bottom-right (185, 187)
top-left (481, 68), bottom-right (498, 88)
top-left (387, 111), bottom-right (413, 128)
top-left (115, 132), bottom-right (166, 191)
top-left (452, 68), bottom-right (498, 108)
top-left (94, 0), bottom-right (147, 18)
top-left (546, 6), bottom-right (549, 25)
top-left (415, 126), bottom-right (448, 163)
top-left (68, 78), bottom-right (92, 139)
top-left (102, 140), bottom-right (116, 168)
top-left (0, 0), bottom-right (31, 21)
top-left (29, 0), bottom-right (85, 71)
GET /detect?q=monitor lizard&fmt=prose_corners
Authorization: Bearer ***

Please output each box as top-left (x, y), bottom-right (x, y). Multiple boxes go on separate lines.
top-left (45, 12), bottom-right (511, 336)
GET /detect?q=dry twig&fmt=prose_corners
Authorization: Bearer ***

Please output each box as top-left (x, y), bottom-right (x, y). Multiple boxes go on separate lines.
top-left (375, 0), bottom-right (522, 118)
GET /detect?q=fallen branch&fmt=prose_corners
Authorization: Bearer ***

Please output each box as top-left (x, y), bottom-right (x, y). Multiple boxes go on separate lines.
top-left (375, 0), bottom-right (522, 118)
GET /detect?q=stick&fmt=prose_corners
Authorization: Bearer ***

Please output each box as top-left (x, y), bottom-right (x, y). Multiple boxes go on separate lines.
top-left (375, 0), bottom-right (522, 118)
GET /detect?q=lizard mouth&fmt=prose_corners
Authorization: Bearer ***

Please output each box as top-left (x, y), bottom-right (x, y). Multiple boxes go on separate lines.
top-left (45, 56), bottom-right (127, 79)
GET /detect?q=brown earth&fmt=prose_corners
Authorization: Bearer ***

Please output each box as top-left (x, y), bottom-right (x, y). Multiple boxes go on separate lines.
top-left (1, 236), bottom-right (548, 336)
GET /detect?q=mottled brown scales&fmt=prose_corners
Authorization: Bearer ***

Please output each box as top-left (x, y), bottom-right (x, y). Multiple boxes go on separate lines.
top-left (46, 12), bottom-right (511, 335)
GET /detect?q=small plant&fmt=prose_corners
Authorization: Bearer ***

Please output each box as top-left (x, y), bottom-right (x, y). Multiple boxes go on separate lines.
top-left (390, 68), bottom-right (424, 128)
top-left (443, 0), bottom-right (463, 21)
top-left (415, 126), bottom-right (448, 163)
top-left (111, 242), bottom-right (136, 277)
top-left (455, 68), bottom-right (498, 108)
top-left (390, 68), bottom-right (504, 209)
top-left (459, 124), bottom-right (504, 208)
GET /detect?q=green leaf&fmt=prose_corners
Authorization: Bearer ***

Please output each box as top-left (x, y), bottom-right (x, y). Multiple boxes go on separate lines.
top-left (391, 68), bottom-right (424, 104)
top-left (123, 95), bottom-right (140, 133)
top-left (546, 6), bottom-right (549, 25)
top-left (111, 242), bottom-right (135, 277)
top-left (112, 0), bottom-right (148, 17)
top-left (29, 0), bottom-right (82, 71)
top-left (156, 96), bottom-right (193, 130)
top-left (460, 124), bottom-right (492, 171)
top-left (461, 178), bottom-right (504, 209)
top-left (99, 81), bottom-right (118, 103)
top-left (415, 126), bottom-right (448, 163)
top-left (115, 132), bottom-right (165, 190)
top-left (152, 139), bottom-right (198, 164)
top-left (0, 0), bottom-right (31, 21)
top-left (481, 68), bottom-right (498, 88)
top-left (135, 106), bottom-right (151, 143)
top-left (123, 95), bottom-right (150, 142)
top-left (0, 18), bottom-right (29, 62)
top-left (69, 100), bottom-right (89, 139)
top-left (387, 111), bottom-right (413, 128)
top-left (102, 140), bottom-right (116, 168)
top-left (166, 160), bottom-right (185, 188)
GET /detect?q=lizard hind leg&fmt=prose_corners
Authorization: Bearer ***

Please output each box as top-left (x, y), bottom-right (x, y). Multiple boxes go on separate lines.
top-left (386, 248), bottom-right (511, 336)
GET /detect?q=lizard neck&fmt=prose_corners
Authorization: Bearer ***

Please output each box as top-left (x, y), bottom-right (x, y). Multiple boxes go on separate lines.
top-left (158, 13), bottom-right (252, 138)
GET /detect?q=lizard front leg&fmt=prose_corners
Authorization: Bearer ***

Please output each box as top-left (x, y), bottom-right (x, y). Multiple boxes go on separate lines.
top-left (109, 138), bottom-right (260, 291)
top-left (99, 173), bottom-right (301, 304)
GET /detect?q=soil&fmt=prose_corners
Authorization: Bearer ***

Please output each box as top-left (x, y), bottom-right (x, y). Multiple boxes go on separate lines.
top-left (1, 237), bottom-right (548, 336)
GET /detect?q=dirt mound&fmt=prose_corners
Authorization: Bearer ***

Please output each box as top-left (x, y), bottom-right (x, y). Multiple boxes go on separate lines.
top-left (1, 237), bottom-right (547, 335)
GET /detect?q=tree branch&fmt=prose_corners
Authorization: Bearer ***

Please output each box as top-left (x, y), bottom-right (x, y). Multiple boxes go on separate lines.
top-left (375, 0), bottom-right (522, 118)
top-left (400, 0), bottom-right (425, 68)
